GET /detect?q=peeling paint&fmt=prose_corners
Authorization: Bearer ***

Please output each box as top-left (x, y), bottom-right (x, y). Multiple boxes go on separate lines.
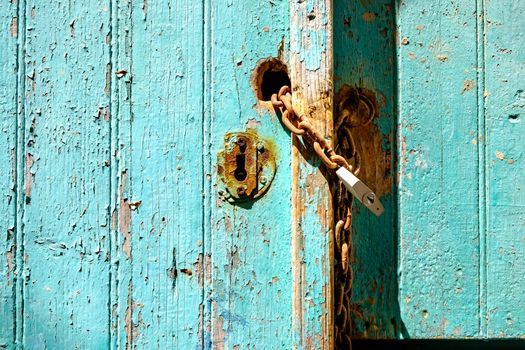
top-left (119, 170), bottom-right (131, 259)
top-left (125, 280), bottom-right (133, 350)
top-left (9, 16), bottom-right (17, 37)
top-left (25, 153), bottom-right (34, 202)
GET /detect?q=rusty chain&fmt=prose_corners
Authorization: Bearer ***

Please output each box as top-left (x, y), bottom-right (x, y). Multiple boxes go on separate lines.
top-left (271, 85), bottom-right (363, 350)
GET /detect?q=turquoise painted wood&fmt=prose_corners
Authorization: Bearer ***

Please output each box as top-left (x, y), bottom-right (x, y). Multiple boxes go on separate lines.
top-left (397, 0), bottom-right (525, 339)
top-left (333, 0), bottom-right (399, 339)
top-left (15, 0), bottom-right (112, 348)
top-left (2, 0), bottom-right (525, 348)
top-left (484, 0), bottom-right (525, 337)
top-left (0, 0), bottom-right (17, 347)
top-left (206, 0), bottom-right (295, 348)
top-left (0, 0), bottom-right (333, 348)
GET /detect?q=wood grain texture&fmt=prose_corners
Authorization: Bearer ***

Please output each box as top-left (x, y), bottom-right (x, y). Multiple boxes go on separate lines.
top-left (205, 0), bottom-right (294, 348)
top-left (289, 0), bottom-right (333, 348)
top-left (2, 0), bottom-right (524, 346)
top-left (20, 0), bottom-right (112, 348)
top-left (125, 0), bottom-right (205, 348)
top-left (397, 0), bottom-right (525, 339)
top-left (0, 0), bottom-right (18, 347)
top-left (397, 0), bottom-right (482, 338)
top-left (484, 0), bottom-right (525, 337)
top-left (333, 0), bottom-right (398, 339)
top-left (109, 0), bottom-right (132, 348)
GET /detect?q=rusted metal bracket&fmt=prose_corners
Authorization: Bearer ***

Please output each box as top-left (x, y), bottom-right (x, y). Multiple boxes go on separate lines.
top-left (217, 129), bottom-right (276, 204)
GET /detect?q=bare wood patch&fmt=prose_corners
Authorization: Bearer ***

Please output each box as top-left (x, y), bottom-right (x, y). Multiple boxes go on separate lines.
top-left (10, 17), bottom-right (17, 37)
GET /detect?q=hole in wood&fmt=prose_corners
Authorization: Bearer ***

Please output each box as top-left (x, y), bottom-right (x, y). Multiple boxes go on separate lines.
top-left (251, 58), bottom-right (291, 101)
top-left (509, 114), bottom-right (520, 123)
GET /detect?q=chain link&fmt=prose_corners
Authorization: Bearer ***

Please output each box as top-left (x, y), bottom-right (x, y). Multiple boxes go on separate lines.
top-left (271, 86), bottom-right (360, 350)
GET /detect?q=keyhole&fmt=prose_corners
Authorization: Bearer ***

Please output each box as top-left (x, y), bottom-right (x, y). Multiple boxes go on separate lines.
top-left (234, 155), bottom-right (247, 181)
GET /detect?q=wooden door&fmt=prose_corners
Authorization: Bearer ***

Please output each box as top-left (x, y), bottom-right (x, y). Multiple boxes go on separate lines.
top-left (0, 0), bottom-right (333, 348)
top-left (1, 0), bottom-right (524, 348)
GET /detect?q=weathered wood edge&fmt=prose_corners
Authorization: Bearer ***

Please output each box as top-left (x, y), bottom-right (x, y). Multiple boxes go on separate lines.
top-left (109, 0), bottom-right (133, 348)
top-left (14, 0), bottom-right (26, 346)
top-left (290, 0), bottom-right (334, 348)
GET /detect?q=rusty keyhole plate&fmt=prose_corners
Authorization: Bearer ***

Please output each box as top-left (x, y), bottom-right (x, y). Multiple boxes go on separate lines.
top-left (217, 130), bottom-right (276, 204)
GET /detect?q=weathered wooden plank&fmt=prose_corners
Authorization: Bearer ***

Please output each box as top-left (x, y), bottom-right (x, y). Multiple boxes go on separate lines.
top-left (115, 0), bottom-right (206, 348)
top-left (333, 0), bottom-right (398, 339)
top-left (108, 0), bottom-right (132, 348)
top-left (0, 0), bottom-right (18, 347)
top-left (289, 1), bottom-right (333, 348)
top-left (397, 0), bottom-right (481, 338)
top-left (205, 0), bottom-right (293, 348)
top-left (20, 0), bottom-right (111, 348)
top-left (484, 0), bottom-right (525, 337)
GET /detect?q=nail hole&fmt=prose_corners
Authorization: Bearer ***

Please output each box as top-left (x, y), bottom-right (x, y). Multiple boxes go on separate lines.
top-left (251, 58), bottom-right (291, 101)
top-left (180, 268), bottom-right (193, 277)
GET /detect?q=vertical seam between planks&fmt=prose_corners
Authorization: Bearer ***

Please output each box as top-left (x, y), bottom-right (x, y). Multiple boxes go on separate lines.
top-left (392, 0), bottom-right (402, 339)
top-left (14, 0), bottom-right (27, 345)
top-left (202, 0), bottom-right (213, 346)
top-left (109, 0), bottom-right (120, 346)
top-left (289, 3), bottom-right (303, 345)
top-left (394, 0), bottom-right (405, 340)
top-left (108, 0), bottom-right (115, 347)
top-left (476, 0), bottom-right (488, 338)
top-left (201, 0), bottom-right (210, 345)
top-left (127, 1), bottom-right (134, 347)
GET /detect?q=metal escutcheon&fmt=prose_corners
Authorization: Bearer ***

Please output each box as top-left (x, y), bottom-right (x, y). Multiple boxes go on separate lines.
top-left (217, 129), bottom-right (276, 204)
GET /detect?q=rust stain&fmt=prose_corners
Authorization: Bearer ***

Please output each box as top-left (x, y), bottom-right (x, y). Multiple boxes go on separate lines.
top-left (352, 123), bottom-right (392, 198)
top-left (119, 170), bottom-right (131, 259)
top-left (336, 86), bottom-right (392, 198)
top-left (436, 54), bottom-right (448, 62)
top-left (25, 153), bottom-right (34, 202)
top-left (362, 12), bottom-right (376, 22)
top-left (10, 17), bottom-right (17, 37)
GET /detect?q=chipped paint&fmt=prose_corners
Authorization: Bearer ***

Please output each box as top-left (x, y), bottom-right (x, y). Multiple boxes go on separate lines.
top-left (119, 170), bottom-right (131, 259)
top-left (24, 153), bottom-right (33, 202)
top-left (290, 0), bottom-right (333, 348)
top-left (9, 16), bottom-right (17, 37)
